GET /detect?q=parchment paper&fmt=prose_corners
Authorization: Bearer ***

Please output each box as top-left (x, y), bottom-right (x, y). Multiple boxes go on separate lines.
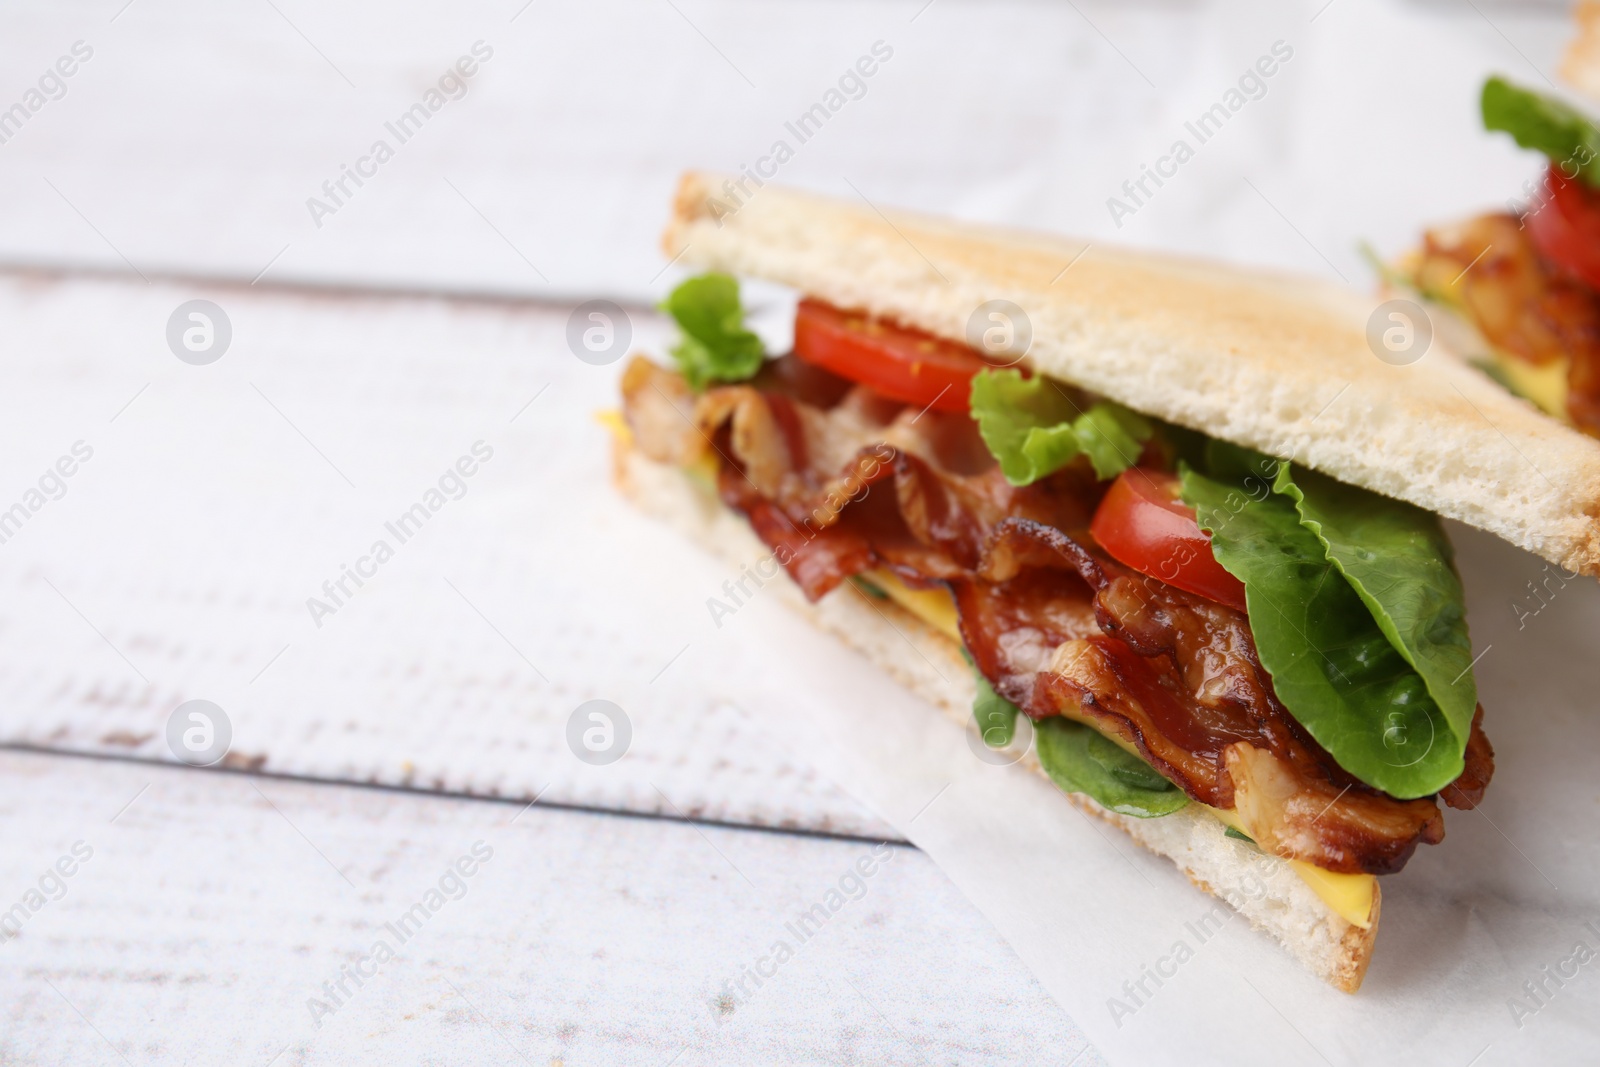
top-left (702, 515), bottom-right (1600, 1066)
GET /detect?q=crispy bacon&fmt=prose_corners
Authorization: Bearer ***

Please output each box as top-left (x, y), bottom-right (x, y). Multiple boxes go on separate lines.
top-left (1442, 705), bottom-right (1495, 811)
top-left (716, 448), bottom-right (894, 601)
top-left (621, 359), bottom-right (1494, 875)
top-left (975, 519), bottom-right (1446, 873)
top-left (1420, 213), bottom-right (1600, 434)
top-left (950, 572), bottom-right (1102, 707)
top-left (895, 453), bottom-right (1101, 572)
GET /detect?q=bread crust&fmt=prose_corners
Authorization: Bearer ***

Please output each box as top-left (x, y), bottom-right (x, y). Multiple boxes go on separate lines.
top-left (1564, 1), bottom-right (1600, 100)
top-left (613, 439), bottom-right (1378, 992)
top-left (663, 171), bottom-right (1600, 578)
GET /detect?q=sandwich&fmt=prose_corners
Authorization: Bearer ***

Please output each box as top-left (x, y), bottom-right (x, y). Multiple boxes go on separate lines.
top-left (1394, 77), bottom-right (1600, 437)
top-left (607, 172), bottom-right (1600, 992)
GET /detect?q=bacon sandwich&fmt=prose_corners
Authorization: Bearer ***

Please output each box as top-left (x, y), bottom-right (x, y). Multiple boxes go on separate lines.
top-left (1400, 78), bottom-right (1600, 441)
top-left (609, 172), bottom-right (1600, 992)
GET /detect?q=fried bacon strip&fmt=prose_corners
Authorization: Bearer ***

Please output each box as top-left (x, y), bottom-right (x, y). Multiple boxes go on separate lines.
top-left (1419, 213), bottom-right (1600, 434)
top-left (621, 356), bottom-right (1495, 875)
top-left (977, 518), bottom-right (1457, 874)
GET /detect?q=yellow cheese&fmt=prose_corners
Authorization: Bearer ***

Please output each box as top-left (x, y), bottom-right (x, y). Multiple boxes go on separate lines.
top-left (1206, 806), bottom-right (1375, 929)
top-left (1285, 859), bottom-right (1377, 930)
top-left (1491, 352), bottom-right (1569, 420)
top-left (863, 568), bottom-right (962, 642)
top-left (1416, 282), bottom-right (1571, 420)
top-left (595, 408), bottom-right (633, 447)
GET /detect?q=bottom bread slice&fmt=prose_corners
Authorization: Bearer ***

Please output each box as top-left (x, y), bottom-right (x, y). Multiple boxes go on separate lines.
top-left (613, 439), bottom-right (1379, 992)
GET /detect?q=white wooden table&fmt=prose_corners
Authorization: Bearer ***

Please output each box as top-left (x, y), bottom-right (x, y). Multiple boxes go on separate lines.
top-left (0, 2), bottom-right (1588, 1062)
top-left (0, 748), bottom-right (1088, 1065)
top-left (0, 271), bottom-right (1098, 1065)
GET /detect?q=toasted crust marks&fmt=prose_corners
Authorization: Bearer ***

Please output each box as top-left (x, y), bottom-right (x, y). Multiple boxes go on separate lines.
top-left (613, 440), bottom-right (1379, 991)
top-left (663, 171), bottom-right (1600, 578)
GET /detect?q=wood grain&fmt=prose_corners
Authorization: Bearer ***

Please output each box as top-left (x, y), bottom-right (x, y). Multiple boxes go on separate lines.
top-left (0, 270), bottom-right (895, 841)
top-left (0, 749), bottom-right (1099, 1065)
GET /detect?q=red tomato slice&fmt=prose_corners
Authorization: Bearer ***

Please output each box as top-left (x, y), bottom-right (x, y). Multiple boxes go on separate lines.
top-left (792, 298), bottom-right (997, 412)
top-left (1528, 164), bottom-right (1600, 292)
top-left (1090, 468), bottom-right (1249, 613)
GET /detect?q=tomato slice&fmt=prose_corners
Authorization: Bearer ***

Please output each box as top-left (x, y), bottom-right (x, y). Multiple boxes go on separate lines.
top-left (1527, 164), bottom-right (1600, 292)
top-left (792, 298), bottom-right (997, 412)
top-left (1090, 468), bottom-right (1249, 613)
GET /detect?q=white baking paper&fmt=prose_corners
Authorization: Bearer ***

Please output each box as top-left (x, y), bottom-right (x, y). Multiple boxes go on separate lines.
top-left (701, 516), bottom-right (1600, 1066)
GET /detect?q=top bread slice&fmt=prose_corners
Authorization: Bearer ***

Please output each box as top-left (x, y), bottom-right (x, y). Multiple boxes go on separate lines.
top-left (663, 171), bottom-right (1600, 578)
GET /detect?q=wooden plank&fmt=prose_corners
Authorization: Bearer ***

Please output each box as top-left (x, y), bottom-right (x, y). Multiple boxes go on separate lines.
top-left (0, 270), bottom-right (900, 840)
top-left (0, 749), bottom-right (1100, 1065)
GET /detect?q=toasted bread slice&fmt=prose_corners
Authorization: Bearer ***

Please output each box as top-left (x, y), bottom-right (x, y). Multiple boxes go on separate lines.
top-left (663, 171), bottom-right (1600, 578)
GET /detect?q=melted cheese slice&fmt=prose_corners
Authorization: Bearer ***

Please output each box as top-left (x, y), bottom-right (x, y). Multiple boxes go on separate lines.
top-left (595, 408), bottom-right (633, 445)
top-left (866, 569), bottom-right (1377, 929)
top-left (1491, 351), bottom-right (1569, 420)
top-left (863, 569), bottom-right (962, 642)
top-left (1287, 861), bottom-right (1376, 929)
top-left (1206, 807), bottom-right (1375, 929)
top-left (1412, 278), bottom-right (1571, 420)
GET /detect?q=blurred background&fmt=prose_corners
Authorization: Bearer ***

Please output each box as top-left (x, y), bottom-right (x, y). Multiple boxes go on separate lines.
top-left (0, 0), bottom-right (1583, 302)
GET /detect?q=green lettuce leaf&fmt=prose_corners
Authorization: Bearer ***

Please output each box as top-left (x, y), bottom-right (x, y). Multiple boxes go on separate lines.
top-left (1273, 463), bottom-right (1478, 756)
top-left (660, 273), bottom-right (765, 390)
top-left (963, 648), bottom-right (1183, 817)
top-left (850, 575), bottom-right (889, 600)
top-left (963, 649), bottom-right (1019, 748)
top-left (1034, 717), bottom-right (1189, 818)
top-left (1469, 357), bottom-right (1534, 403)
top-left (1481, 76), bottom-right (1600, 189)
top-left (970, 368), bottom-right (1152, 484)
top-left (1179, 454), bottom-right (1468, 798)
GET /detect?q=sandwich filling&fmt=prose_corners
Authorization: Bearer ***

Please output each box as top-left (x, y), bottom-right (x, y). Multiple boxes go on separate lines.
top-left (1405, 77), bottom-right (1600, 435)
top-left (620, 274), bottom-right (1495, 894)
